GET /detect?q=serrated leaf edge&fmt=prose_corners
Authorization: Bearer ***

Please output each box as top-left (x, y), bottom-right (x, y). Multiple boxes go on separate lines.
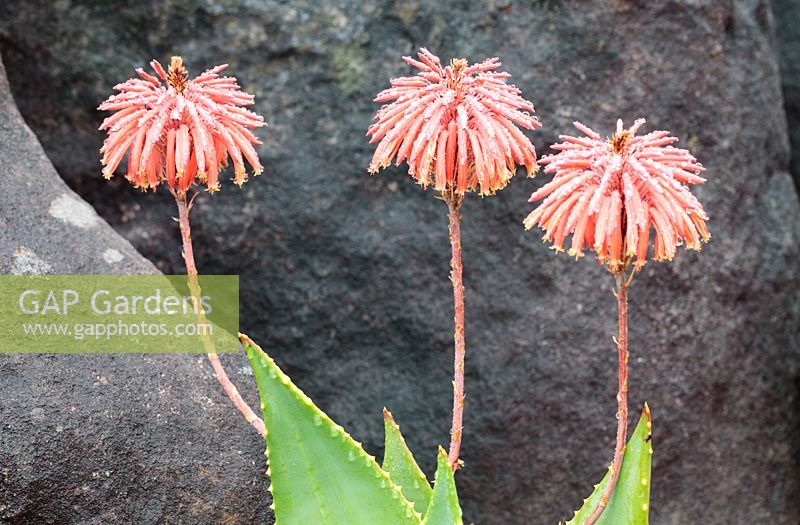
top-left (422, 446), bottom-right (464, 525)
top-left (383, 407), bottom-right (433, 513)
top-left (563, 403), bottom-right (653, 525)
top-left (241, 332), bottom-right (423, 525)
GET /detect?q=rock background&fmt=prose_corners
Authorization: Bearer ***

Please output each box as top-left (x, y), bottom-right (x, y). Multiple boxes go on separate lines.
top-left (1, 1), bottom-right (799, 524)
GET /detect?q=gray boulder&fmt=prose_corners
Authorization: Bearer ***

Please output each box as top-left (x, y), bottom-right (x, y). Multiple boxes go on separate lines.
top-left (1, 1), bottom-right (799, 524)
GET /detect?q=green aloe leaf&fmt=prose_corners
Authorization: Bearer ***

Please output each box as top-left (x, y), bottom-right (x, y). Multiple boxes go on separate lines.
top-left (563, 404), bottom-right (653, 525)
top-left (422, 447), bottom-right (464, 525)
top-left (242, 334), bottom-right (422, 525)
top-left (382, 408), bottom-right (433, 514)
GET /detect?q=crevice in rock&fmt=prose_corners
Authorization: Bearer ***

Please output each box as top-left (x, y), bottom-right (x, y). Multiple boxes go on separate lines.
top-left (772, 0), bottom-right (800, 195)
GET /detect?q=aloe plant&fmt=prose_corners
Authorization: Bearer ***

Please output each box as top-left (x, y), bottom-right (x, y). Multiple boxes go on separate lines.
top-left (243, 333), bottom-right (652, 524)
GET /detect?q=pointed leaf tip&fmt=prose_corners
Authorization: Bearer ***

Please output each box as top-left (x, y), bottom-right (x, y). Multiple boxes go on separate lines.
top-left (243, 337), bottom-right (421, 525)
top-left (382, 407), bottom-right (433, 514)
top-left (238, 331), bottom-right (256, 347)
top-left (422, 447), bottom-right (463, 525)
top-left (563, 404), bottom-right (652, 525)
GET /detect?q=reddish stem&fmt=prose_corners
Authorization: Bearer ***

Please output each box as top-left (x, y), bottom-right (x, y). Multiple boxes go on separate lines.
top-left (585, 271), bottom-right (629, 524)
top-left (446, 201), bottom-right (466, 471)
top-left (175, 192), bottom-right (266, 438)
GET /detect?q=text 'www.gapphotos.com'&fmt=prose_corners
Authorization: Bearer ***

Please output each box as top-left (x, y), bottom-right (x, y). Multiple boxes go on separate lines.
top-left (21, 321), bottom-right (213, 340)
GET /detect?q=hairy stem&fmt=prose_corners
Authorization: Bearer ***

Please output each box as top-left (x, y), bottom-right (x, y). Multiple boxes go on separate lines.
top-left (175, 192), bottom-right (266, 437)
top-left (585, 271), bottom-right (630, 524)
top-left (446, 200), bottom-right (466, 471)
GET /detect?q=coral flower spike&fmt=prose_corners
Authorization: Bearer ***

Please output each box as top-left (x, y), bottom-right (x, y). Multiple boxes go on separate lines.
top-left (524, 118), bottom-right (709, 270)
top-left (368, 48), bottom-right (540, 472)
top-left (525, 118), bottom-right (709, 525)
top-left (98, 56), bottom-right (268, 439)
top-left (367, 48), bottom-right (540, 199)
top-left (99, 56), bottom-right (265, 194)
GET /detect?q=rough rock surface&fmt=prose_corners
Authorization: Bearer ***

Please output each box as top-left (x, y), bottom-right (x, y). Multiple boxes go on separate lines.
top-left (773, 0), bottom-right (800, 187)
top-left (1, 1), bottom-right (800, 524)
top-left (0, 57), bottom-right (271, 524)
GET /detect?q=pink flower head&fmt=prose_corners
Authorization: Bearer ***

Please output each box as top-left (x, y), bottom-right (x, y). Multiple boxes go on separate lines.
top-left (524, 118), bottom-right (710, 271)
top-left (98, 56), bottom-right (265, 193)
top-left (367, 48), bottom-right (540, 197)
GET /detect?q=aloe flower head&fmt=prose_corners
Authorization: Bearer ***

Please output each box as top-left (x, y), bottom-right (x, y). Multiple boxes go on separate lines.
top-left (99, 56), bottom-right (265, 193)
top-left (367, 48), bottom-right (540, 198)
top-left (524, 118), bottom-right (709, 271)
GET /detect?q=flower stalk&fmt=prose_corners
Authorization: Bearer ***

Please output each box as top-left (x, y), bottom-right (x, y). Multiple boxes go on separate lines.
top-left (525, 118), bottom-right (709, 521)
top-left (585, 270), bottom-right (630, 525)
top-left (446, 198), bottom-right (466, 471)
top-left (367, 48), bottom-right (540, 474)
top-left (99, 56), bottom-right (267, 436)
top-left (175, 191), bottom-right (266, 437)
